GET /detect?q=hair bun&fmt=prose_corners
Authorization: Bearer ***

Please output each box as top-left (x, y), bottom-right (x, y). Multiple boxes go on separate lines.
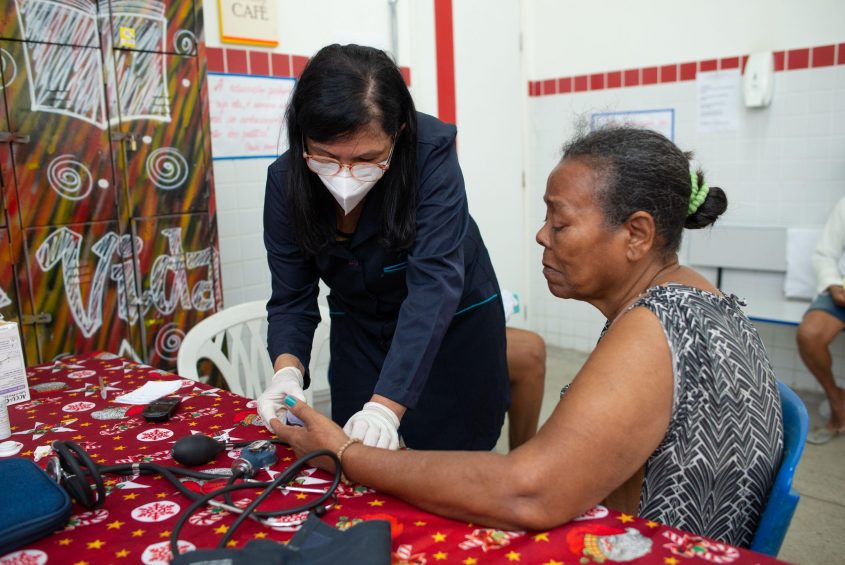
top-left (685, 184), bottom-right (727, 229)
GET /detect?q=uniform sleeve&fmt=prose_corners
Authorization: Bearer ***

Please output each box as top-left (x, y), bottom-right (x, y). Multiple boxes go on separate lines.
top-left (264, 161), bottom-right (321, 383)
top-left (373, 131), bottom-right (468, 407)
top-left (812, 198), bottom-right (845, 295)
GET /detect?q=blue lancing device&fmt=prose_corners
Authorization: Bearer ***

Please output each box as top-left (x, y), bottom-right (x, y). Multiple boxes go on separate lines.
top-left (285, 411), bottom-right (305, 427)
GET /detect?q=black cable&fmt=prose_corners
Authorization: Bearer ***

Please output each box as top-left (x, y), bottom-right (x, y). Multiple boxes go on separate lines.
top-left (223, 471), bottom-right (242, 509)
top-left (218, 449), bottom-right (340, 548)
top-left (98, 463), bottom-right (228, 502)
top-left (51, 440), bottom-right (343, 555)
top-left (169, 449), bottom-right (341, 554)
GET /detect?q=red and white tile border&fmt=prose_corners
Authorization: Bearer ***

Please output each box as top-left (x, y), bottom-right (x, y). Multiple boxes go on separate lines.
top-left (206, 45), bottom-right (412, 86)
top-left (528, 43), bottom-right (845, 97)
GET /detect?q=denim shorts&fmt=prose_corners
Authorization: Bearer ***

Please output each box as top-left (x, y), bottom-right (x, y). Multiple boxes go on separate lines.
top-left (807, 292), bottom-right (845, 324)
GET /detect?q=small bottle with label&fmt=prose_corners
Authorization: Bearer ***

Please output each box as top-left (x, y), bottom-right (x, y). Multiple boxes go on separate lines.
top-left (0, 397), bottom-right (10, 440)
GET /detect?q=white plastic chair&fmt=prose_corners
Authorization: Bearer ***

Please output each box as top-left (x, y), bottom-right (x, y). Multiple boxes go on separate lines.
top-left (177, 300), bottom-right (331, 405)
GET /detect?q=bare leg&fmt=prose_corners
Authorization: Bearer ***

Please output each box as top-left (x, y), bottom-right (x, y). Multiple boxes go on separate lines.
top-left (506, 327), bottom-right (546, 449)
top-left (797, 310), bottom-right (845, 432)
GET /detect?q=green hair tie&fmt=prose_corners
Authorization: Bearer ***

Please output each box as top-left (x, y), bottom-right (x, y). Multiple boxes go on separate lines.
top-left (688, 170), bottom-right (709, 216)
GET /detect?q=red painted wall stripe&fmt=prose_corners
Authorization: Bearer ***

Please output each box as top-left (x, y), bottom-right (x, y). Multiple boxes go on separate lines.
top-left (434, 0), bottom-right (457, 124)
top-left (529, 41), bottom-right (845, 97)
top-left (206, 47), bottom-right (411, 86)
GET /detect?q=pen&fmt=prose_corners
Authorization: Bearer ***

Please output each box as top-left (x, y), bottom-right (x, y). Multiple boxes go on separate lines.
top-left (99, 375), bottom-right (107, 399)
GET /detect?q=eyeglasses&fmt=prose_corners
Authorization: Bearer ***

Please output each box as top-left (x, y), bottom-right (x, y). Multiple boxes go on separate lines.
top-left (302, 136), bottom-right (396, 182)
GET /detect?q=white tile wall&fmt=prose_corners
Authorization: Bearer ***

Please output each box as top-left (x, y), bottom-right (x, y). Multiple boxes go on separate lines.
top-left (213, 158), bottom-right (275, 308)
top-left (526, 64), bottom-right (845, 392)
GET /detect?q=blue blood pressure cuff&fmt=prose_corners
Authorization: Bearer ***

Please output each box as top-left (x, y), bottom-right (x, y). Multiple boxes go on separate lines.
top-left (0, 458), bottom-right (72, 554)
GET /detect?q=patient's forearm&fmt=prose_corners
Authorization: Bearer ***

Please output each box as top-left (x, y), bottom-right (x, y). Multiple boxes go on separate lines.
top-left (340, 444), bottom-right (576, 531)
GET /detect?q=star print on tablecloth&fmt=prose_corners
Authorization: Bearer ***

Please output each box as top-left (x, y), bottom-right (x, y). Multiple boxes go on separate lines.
top-left (662, 531), bottom-right (740, 562)
top-left (211, 427), bottom-right (243, 443)
top-left (131, 501), bottom-right (181, 523)
top-left (617, 513), bottom-right (635, 523)
top-left (0, 549), bottom-right (49, 562)
top-left (64, 509), bottom-right (110, 530)
top-left (64, 383), bottom-right (97, 397)
top-left (141, 540), bottom-right (195, 565)
top-left (113, 448), bottom-right (173, 464)
top-left (169, 407), bottom-right (218, 423)
top-left (394, 543), bottom-right (428, 564)
top-left (54, 362), bottom-right (87, 373)
top-left (459, 529), bottom-right (523, 552)
top-left (98, 380), bottom-right (123, 396)
top-left (110, 477), bottom-right (151, 491)
top-left (13, 419), bottom-right (78, 439)
top-left (183, 386), bottom-right (221, 400)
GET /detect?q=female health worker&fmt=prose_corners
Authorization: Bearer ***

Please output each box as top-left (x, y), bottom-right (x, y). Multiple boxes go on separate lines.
top-left (257, 44), bottom-right (510, 451)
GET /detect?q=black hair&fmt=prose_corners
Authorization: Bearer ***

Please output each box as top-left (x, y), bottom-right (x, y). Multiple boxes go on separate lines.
top-left (285, 44), bottom-right (418, 255)
top-left (561, 126), bottom-right (727, 255)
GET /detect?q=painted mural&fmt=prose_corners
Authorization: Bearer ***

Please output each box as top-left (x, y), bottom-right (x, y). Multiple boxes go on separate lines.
top-left (0, 0), bottom-right (219, 369)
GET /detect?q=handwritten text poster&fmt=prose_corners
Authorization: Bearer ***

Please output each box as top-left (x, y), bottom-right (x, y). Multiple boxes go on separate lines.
top-left (208, 73), bottom-right (295, 159)
top-left (591, 109), bottom-right (675, 141)
top-left (697, 69), bottom-right (741, 133)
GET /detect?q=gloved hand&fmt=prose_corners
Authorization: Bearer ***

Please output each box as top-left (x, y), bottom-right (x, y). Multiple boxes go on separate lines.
top-left (257, 366), bottom-right (305, 432)
top-left (343, 401), bottom-right (401, 450)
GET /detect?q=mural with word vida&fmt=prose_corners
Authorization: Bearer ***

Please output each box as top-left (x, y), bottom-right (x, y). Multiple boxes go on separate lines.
top-left (0, 0), bottom-right (221, 370)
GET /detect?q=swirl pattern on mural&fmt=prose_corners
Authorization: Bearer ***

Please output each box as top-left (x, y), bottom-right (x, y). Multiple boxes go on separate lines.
top-left (146, 147), bottom-right (189, 190)
top-left (154, 323), bottom-right (185, 361)
top-left (0, 48), bottom-right (17, 89)
top-left (173, 30), bottom-right (198, 56)
top-left (47, 155), bottom-right (94, 201)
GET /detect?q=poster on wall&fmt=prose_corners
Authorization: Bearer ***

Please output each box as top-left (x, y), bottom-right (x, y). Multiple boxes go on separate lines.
top-left (696, 69), bottom-right (741, 133)
top-left (591, 109), bottom-right (675, 141)
top-left (218, 0), bottom-right (279, 47)
top-left (207, 73), bottom-right (294, 160)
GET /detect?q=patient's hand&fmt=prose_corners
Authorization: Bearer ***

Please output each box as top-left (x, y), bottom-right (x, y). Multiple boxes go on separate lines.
top-left (270, 396), bottom-right (351, 472)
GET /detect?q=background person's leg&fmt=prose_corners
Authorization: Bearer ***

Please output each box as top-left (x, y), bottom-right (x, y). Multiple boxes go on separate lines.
top-left (505, 327), bottom-right (546, 449)
top-left (797, 309), bottom-right (845, 440)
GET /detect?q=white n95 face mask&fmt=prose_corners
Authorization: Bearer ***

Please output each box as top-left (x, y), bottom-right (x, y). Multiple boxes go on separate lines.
top-left (317, 171), bottom-right (378, 216)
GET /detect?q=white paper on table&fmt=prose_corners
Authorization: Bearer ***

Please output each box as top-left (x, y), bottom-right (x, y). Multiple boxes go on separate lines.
top-left (113, 381), bottom-right (182, 405)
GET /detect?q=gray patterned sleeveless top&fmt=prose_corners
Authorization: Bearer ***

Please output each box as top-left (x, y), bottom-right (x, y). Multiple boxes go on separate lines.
top-left (608, 284), bottom-right (783, 547)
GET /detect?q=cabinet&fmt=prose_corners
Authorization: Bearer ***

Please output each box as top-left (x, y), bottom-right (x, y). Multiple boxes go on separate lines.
top-left (0, 0), bottom-right (221, 369)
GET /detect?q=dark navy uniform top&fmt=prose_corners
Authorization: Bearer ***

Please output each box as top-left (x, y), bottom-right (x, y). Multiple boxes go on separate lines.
top-left (264, 113), bottom-right (509, 450)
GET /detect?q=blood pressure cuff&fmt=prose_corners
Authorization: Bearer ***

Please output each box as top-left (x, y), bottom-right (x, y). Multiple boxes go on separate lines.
top-left (0, 458), bottom-right (72, 554)
top-left (171, 512), bottom-right (391, 564)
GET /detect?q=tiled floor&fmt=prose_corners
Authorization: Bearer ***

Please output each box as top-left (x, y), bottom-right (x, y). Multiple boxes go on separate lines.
top-left (494, 346), bottom-right (845, 565)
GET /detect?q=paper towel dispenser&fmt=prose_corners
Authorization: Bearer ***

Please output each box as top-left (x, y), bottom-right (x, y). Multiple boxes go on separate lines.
top-left (742, 51), bottom-right (775, 108)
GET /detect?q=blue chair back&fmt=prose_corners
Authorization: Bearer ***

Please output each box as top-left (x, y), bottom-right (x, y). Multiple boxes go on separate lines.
top-left (749, 380), bottom-right (809, 556)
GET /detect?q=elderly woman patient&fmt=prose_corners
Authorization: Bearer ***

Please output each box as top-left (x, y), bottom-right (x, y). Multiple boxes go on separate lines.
top-left (271, 127), bottom-right (784, 548)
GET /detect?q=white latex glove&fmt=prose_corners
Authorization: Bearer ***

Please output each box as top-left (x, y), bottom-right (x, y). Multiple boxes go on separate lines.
top-left (257, 366), bottom-right (305, 432)
top-left (343, 401), bottom-right (401, 450)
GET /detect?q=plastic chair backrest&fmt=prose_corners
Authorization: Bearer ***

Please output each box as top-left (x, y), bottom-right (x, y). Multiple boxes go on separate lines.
top-left (749, 380), bottom-right (809, 556)
top-left (177, 301), bottom-right (330, 401)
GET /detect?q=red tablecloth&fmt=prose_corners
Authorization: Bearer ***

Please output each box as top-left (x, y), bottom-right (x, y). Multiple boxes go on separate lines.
top-left (2, 353), bottom-right (785, 565)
